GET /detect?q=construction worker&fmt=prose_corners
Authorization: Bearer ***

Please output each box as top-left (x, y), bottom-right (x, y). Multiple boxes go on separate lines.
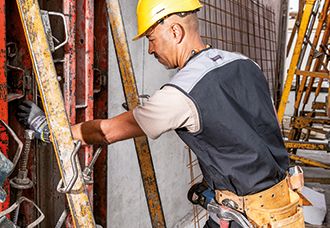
top-left (17, 0), bottom-right (305, 227)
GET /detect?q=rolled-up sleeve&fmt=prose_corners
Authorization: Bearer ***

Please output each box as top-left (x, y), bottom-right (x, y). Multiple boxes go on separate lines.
top-left (133, 86), bottom-right (200, 139)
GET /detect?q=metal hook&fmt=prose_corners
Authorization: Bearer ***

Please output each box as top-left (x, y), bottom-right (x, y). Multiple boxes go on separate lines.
top-left (0, 197), bottom-right (45, 228)
top-left (56, 140), bottom-right (81, 193)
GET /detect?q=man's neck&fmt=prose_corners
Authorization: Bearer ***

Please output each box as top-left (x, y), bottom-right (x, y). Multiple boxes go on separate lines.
top-left (178, 41), bottom-right (207, 69)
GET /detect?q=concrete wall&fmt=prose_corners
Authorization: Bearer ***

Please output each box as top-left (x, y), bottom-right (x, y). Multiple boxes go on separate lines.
top-left (107, 1), bottom-right (284, 227)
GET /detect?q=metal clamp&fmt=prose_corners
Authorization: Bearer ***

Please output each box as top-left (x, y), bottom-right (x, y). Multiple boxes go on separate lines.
top-left (83, 147), bottom-right (103, 184)
top-left (40, 10), bottom-right (69, 52)
top-left (122, 94), bottom-right (150, 111)
top-left (56, 140), bottom-right (81, 193)
top-left (0, 197), bottom-right (45, 228)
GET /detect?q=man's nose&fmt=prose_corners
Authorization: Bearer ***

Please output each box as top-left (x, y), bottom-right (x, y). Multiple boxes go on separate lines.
top-left (148, 42), bottom-right (154, 55)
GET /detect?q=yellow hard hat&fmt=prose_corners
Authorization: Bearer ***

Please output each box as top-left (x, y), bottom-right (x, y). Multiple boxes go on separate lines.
top-left (133, 0), bottom-right (203, 40)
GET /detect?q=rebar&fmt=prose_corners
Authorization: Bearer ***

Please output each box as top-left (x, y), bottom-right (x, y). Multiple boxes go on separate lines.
top-left (199, 0), bottom-right (279, 103)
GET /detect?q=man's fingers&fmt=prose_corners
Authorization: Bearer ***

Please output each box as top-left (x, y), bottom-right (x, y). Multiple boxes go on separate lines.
top-left (18, 104), bottom-right (31, 112)
top-left (22, 100), bottom-right (34, 107)
top-left (16, 112), bottom-right (28, 118)
top-left (17, 117), bottom-right (28, 125)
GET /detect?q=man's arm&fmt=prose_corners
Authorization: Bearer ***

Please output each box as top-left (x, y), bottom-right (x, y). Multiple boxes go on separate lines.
top-left (72, 110), bottom-right (145, 145)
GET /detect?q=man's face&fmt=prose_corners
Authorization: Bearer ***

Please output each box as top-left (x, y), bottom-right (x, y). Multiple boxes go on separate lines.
top-left (146, 20), bottom-right (177, 69)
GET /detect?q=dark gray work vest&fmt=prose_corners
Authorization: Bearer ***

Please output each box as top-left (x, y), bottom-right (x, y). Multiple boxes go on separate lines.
top-left (165, 49), bottom-right (288, 196)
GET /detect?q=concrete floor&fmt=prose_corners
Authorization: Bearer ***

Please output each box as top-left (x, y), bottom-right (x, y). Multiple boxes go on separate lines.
top-left (305, 182), bottom-right (330, 228)
top-left (298, 151), bottom-right (330, 227)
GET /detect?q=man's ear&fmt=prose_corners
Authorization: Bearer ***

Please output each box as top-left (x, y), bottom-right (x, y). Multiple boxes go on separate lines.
top-left (171, 23), bottom-right (185, 44)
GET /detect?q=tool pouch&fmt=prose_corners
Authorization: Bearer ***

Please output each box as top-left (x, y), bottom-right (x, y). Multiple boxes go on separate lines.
top-left (246, 189), bottom-right (304, 227)
top-left (288, 166), bottom-right (304, 191)
top-left (270, 207), bottom-right (304, 228)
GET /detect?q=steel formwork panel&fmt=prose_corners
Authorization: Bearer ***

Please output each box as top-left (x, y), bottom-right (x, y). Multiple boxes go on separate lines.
top-left (76, 0), bottom-right (94, 209)
top-left (63, 0), bottom-right (77, 125)
top-left (1, 0), bottom-right (109, 226)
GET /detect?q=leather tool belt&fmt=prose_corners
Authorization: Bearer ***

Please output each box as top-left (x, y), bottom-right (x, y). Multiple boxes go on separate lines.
top-left (215, 173), bottom-right (305, 227)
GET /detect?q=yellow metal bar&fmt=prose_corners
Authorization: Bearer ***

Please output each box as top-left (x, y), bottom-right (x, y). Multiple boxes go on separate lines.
top-left (277, 0), bottom-right (316, 123)
top-left (328, 81), bottom-right (330, 117)
top-left (286, 0), bottom-right (306, 56)
top-left (294, 1), bottom-right (330, 114)
top-left (15, 0), bottom-right (95, 227)
top-left (285, 140), bottom-right (329, 151)
top-left (295, 70), bottom-right (329, 80)
top-left (302, 12), bottom-right (330, 110)
top-left (289, 154), bottom-right (330, 169)
top-left (106, 0), bottom-right (166, 227)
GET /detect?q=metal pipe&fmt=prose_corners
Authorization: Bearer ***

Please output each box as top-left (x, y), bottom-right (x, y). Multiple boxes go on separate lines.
top-left (277, 0), bottom-right (317, 123)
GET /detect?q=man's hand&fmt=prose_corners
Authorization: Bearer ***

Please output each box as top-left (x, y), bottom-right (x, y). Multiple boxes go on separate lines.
top-left (17, 101), bottom-right (51, 143)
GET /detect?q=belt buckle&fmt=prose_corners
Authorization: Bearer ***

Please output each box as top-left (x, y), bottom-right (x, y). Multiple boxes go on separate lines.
top-left (221, 198), bottom-right (239, 210)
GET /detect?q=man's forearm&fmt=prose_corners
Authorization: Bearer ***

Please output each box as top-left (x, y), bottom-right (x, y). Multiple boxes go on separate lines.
top-left (71, 111), bottom-right (145, 145)
top-left (71, 120), bottom-right (106, 145)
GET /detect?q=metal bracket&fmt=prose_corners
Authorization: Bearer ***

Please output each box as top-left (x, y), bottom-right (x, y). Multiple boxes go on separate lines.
top-left (6, 42), bottom-right (18, 59)
top-left (122, 94), bottom-right (150, 111)
top-left (40, 10), bottom-right (69, 52)
top-left (0, 197), bottom-right (45, 228)
top-left (55, 209), bottom-right (68, 228)
top-left (56, 140), bottom-right (81, 193)
top-left (93, 68), bottom-right (107, 94)
top-left (0, 120), bottom-right (24, 202)
top-left (83, 147), bottom-right (102, 184)
top-left (6, 63), bottom-right (27, 102)
top-left (0, 120), bottom-right (24, 176)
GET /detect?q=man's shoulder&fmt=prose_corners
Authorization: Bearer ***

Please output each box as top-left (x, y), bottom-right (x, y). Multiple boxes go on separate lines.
top-left (167, 49), bottom-right (251, 93)
top-left (179, 49), bottom-right (251, 75)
